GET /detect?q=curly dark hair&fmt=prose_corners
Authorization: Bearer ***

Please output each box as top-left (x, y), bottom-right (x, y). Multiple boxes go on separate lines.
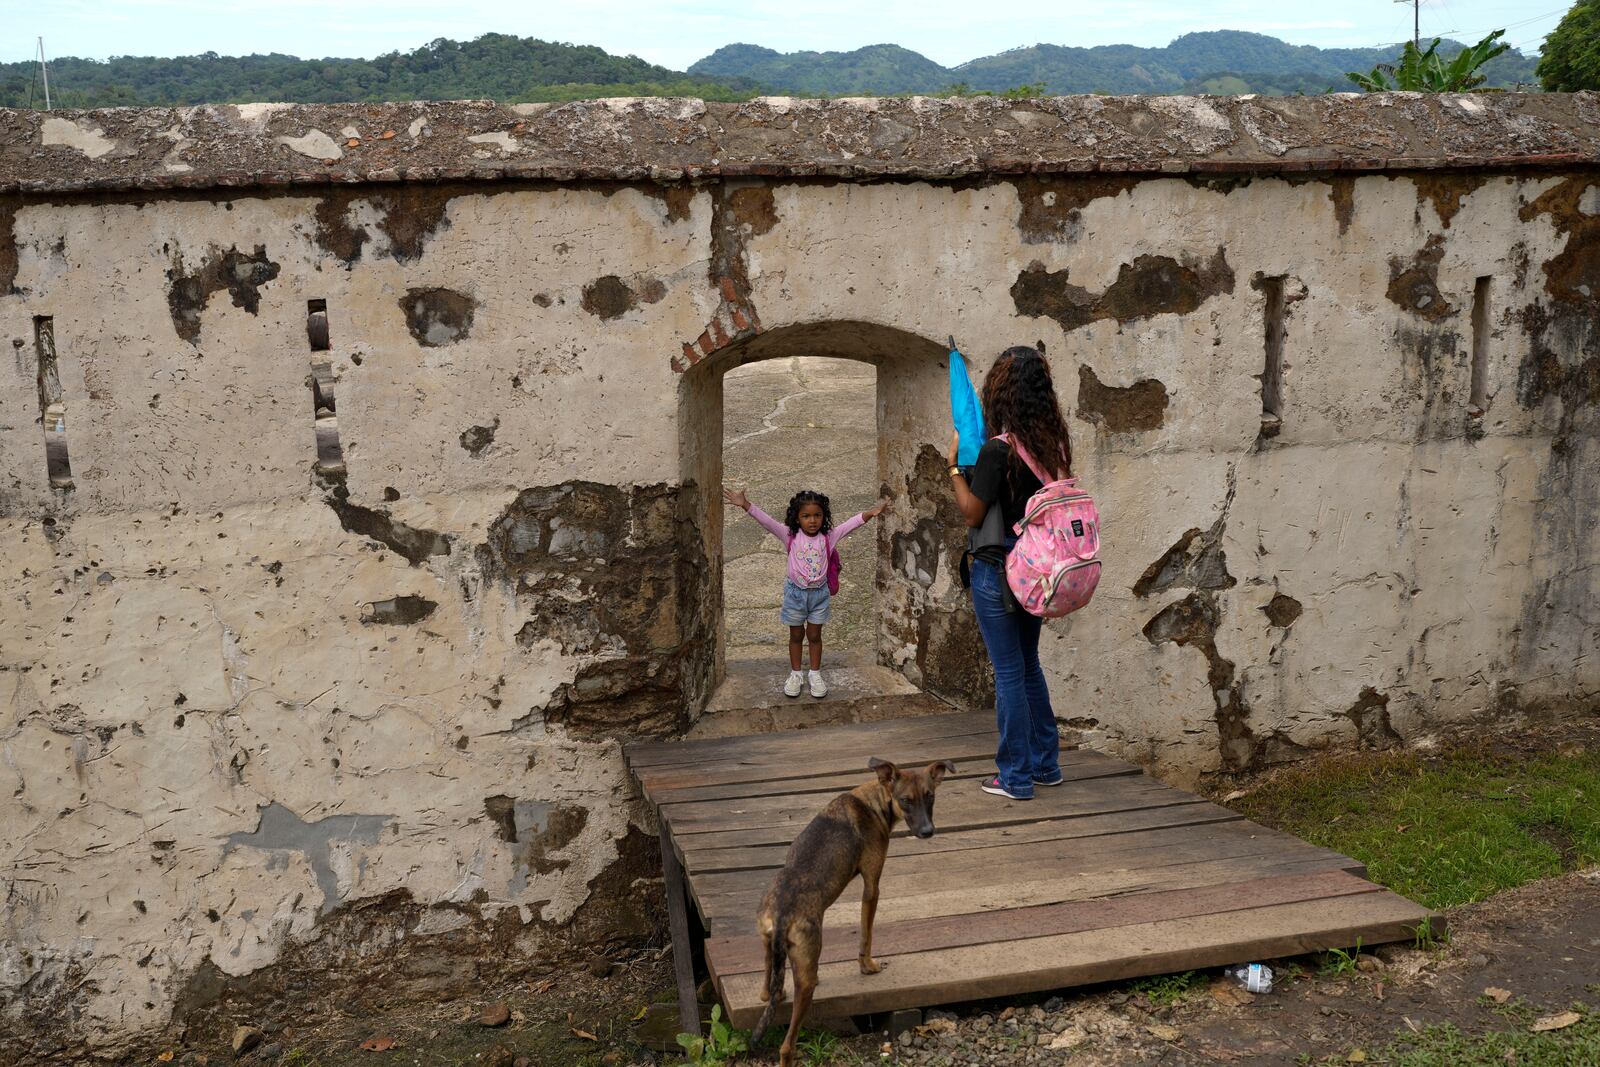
top-left (784, 490), bottom-right (833, 534)
top-left (980, 345), bottom-right (1073, 488)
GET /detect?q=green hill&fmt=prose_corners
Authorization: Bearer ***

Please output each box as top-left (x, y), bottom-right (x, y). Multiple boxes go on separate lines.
top-left (689, 43), bottom-right (950, 95)
top-left (693, 30), bottom-right (1542, 96)
top-left (0, 34), bottom-right (761, 108)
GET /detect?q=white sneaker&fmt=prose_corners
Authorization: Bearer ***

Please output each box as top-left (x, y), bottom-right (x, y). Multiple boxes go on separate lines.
top-left (809, 670), bottom-right (828, 699)
top-left (783, 670), bottom-right (805, 698)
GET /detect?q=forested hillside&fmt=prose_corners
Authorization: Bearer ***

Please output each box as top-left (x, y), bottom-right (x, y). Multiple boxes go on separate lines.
top-left (0, 34), bottom-right (759, 108)
top-left (0, 28), bottom-right (1542, 109)
top-left (694, 31), bottom-right (1541, 95)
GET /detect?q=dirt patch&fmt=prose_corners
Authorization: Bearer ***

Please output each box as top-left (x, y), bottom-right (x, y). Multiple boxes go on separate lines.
top-left (165, 244), bottom-right (281, 345)
top-left (1131, 526), bottom-right (1234, 599)
top-left (1012, 248), bottom-right (1235, 333)
top-left (1262, 593), bottom-right (1302, 628)
top-left (360, 595), bottom-right (438, 625)
top-left (641, 183), bottom-right (696, 223)
top-left (1344, 686), bottom-right (1401, 749)
top-left (460, 418), bottom-right (500, 455)
top-left (1518, 176), bottom-right (1600, 307)
top-left (0, 196), bottom-right (17, 293)
top-left (1386, 234), bottom-right (1456, 322)
top-left (1327, 175), bottom-right (1356, 236)
top-left (1013, 175), bottom-right (1140, 243)
top-left (1076, 364), bottom-right (1168, 433)
top-left (320, 470), bottom-right (453, 566)
top-left (314, 185), bottom-right (455, 264)
top-left (401, 287), bottom-right (477, 347)
top-left (580, 274), bottom-right (666, 321)
top-left (1140, 507), bottom-right (1258, 769)
top-left (728, 185), bottom-right (779, 236)
top-left (1411, 171), bottom-right (1489, 229)
top-left (581, 275), bottom-right (636, 320)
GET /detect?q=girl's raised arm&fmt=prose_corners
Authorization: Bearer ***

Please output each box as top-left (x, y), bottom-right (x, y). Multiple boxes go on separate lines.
top-left (723, 487), bottom-right (791, 544)
top-left (827, 500), bottom-right (890, 549)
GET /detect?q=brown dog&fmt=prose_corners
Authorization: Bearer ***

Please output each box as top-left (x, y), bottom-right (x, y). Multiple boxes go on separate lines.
top-left (752, 757), bottom-right (956, 1065)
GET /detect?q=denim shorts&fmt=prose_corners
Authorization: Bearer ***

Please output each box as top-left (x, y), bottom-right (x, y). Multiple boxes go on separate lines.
top-left (780, 580), bottom-right (832, 626)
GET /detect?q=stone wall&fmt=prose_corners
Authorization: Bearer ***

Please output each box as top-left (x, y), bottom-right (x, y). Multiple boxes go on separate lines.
top-left (1, 95), bottom-right (1597, 1059)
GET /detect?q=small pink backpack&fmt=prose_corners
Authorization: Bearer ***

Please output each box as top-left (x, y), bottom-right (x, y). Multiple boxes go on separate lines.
top-left (998, 434), bottom-right (1102, 618)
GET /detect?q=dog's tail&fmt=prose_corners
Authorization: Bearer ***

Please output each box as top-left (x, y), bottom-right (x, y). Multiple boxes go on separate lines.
top-left (751, 912), bottom-right (788, 1044)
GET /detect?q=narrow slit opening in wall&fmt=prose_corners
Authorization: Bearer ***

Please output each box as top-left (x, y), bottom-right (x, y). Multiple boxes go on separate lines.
top-left (1469, 276), bottom-right (1491, 415)
top-left (34, 316), bottom-right (74, 489)
top-left (307, 301), bottom-right (344, 472)
top-left (1259, 275), bottom-right (1287, 438)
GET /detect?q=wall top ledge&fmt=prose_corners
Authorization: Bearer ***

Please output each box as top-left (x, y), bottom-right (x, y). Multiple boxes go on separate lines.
top-left (2, 92), bottom-right (1597, 196)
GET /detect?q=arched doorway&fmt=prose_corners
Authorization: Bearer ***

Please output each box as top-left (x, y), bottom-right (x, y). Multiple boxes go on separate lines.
top-left (677, 321), bottom-right (992, 725)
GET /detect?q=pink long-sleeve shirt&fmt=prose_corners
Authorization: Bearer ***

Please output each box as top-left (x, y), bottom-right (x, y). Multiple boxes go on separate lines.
top-left (746, 505), bottom-right (868, 590)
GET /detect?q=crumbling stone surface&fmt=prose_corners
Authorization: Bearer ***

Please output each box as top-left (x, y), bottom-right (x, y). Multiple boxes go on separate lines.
top-left (165, 244), bottom-right (281, 345)
top-left (1, 94), bottom-right (1596, 194)
top-left (1012, 249), bottom-right (1235, 332)
top-left (478, 480), bottom-right (713, 740)
top-left (1076, 364), bottom-right (1169, 433)
top-left (400, 286), bottom-right (477, 346)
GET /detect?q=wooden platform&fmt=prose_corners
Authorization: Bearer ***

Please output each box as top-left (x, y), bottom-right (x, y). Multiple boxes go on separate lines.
top-left (625, 710), bottom-right (1442, 1030)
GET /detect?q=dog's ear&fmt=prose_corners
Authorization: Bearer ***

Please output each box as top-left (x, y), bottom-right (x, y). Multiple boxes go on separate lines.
top-left (927, 760), bottom-right (956, 786)
top-left (868, 756), bottom-right (897, 784)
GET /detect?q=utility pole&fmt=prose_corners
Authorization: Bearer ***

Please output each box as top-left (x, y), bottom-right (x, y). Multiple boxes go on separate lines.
top-left (37, 37), bottom-right (51, 110)
top-left (1395, 0), bottom-right (1420, 49)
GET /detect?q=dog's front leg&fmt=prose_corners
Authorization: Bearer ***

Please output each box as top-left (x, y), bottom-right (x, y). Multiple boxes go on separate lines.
top-left (857, 859), bottom-right (885, 975)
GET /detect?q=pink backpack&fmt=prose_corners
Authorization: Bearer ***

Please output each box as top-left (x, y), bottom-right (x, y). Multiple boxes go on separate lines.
top-left (826, 547), bottom-right (842, 596)
top-left (998, 434), bottom-right (1102, 618)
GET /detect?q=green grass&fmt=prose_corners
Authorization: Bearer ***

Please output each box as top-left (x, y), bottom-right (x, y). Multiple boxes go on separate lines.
top-left (1130, 970), bottom-right (1202, 1005)
top-left (795, 1028), bottom-right (842, 1067)
top-left (1233, 745), bottom-right (1600, 908)
top-left (1318, 941), bottom-right (1362, 978)
top-left (1378, 1008), bottom-right (1600, 1065)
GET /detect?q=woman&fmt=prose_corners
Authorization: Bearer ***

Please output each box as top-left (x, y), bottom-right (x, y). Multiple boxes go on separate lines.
top-left (947, 345), bottom-right (1072, 801)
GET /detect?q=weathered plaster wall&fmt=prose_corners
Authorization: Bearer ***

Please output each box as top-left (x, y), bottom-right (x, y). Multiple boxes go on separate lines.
top-left (1, 95), bottom-right (1597, 1059)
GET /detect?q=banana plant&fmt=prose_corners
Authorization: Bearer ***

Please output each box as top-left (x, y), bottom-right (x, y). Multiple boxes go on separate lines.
top-left (1348, 30), bottom-right (1510, 92)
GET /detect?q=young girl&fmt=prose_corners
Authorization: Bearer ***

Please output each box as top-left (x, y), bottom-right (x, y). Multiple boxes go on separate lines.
top-left (723, 487), bottom-right (889, 698)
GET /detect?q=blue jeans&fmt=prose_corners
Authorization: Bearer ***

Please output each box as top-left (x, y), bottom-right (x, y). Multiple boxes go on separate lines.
top-left (969, 558), bottom-right (1060, 798)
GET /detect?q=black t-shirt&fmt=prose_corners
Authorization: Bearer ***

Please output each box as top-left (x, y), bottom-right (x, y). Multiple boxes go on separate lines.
top-left (969, 439), bottom-right (1044, 531)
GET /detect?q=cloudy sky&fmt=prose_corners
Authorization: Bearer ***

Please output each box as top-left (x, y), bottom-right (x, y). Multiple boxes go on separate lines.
top-left (0, 0), bottom-right (1567, 68)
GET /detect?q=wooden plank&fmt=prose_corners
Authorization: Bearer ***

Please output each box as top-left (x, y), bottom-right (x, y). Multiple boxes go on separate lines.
top-left (715, 892), bottom-right (1439, 1027)
top-left (692, 819), bottom-right (1345, 911)
top-left (624, 709), bottom-right (989, 769)
top-left (647, 745), bottom-right (1135, 805)
top-left (659, 822), bottom-right (701, 1037)
top-left (662, 773), bottom-right (1194, 838)
top-left (691, 844), bottom-right (1363, 934)
top-left (632, 734), bottom-right (1004, 800)
top-left (680, 800), bottom-right (1241, 876)
top-left (691, 831), bottom-right (1361, 930)
top-left (706, 869), bottom-right (1383, 977)
top-left (659, 754), bottom-right (1139, 829)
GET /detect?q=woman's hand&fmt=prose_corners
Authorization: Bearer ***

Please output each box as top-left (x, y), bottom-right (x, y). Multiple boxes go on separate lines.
top-left (864, 499), bottom-right (892, 520)
top-left (722, 486), bottom-right (750, 511)
top-left (947, 431), bottom-right (961, 470)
